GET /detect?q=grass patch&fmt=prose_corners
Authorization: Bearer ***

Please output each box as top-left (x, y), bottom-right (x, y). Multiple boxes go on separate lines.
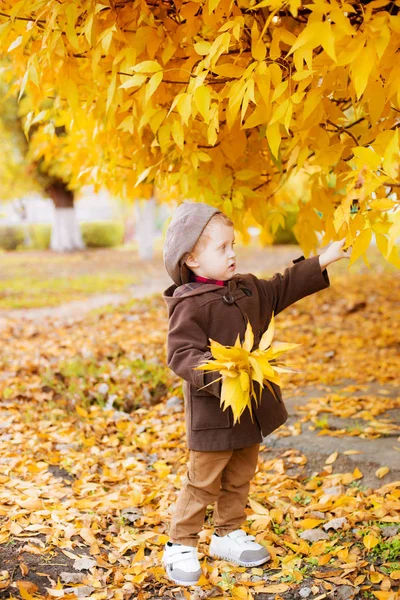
top-left (371, 538), bottom-right (400, 563)
top-left (0, 274), bottom-right (137, 309)
top-left (313, 415), bottom-right (329, 429)
top-left (42, 354), bottom-right (175, 413)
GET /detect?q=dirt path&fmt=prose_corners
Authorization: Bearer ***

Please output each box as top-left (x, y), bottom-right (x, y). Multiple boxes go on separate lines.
top-left (0, 265), bottom-right (171, 325)
top-left (0, 279), bottom-right (170, 329)
top-left (264, 379), bottom-right (400, 489)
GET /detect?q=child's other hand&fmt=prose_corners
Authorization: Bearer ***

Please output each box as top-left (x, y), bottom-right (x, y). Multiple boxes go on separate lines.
top-left (319, 238), bottom-right (352, 269)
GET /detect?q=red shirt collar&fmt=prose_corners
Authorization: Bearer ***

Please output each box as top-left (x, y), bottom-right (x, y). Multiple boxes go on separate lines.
top-left (189, 273), bottom-right (228, 287)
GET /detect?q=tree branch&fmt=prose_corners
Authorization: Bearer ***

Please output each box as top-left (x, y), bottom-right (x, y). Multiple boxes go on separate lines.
top-left (325, 119), bottom-right (359, 145)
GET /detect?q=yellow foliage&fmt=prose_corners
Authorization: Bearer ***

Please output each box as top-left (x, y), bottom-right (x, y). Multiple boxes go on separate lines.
top-left (195, 315), bottom-right (301, 424)
top-left (0, 1), bottom-right (399, 266)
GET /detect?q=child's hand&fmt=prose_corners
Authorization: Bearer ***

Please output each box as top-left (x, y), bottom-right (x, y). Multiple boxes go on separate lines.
top-left (319, 238), bottom-right (352, 269)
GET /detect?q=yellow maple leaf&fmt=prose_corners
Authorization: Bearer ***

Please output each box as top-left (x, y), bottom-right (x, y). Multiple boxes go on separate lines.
top-left (195, 315), bottom-right (301, 424)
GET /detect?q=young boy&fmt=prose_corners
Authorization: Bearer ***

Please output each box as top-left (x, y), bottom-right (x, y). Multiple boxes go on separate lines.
top-left (162, 201), bottom-right (350, 586)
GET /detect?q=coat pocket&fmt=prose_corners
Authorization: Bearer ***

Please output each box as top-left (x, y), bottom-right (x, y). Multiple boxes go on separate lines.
top-left (190, 392), bottom-right (232, 430)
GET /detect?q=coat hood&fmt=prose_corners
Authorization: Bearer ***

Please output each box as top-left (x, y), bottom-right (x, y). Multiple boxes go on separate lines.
top-left (163, 201), bottom-right (221, 286)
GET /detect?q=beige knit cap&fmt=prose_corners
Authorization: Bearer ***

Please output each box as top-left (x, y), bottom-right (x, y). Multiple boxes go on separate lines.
top-left (163, 201), bottom-right (221, 285)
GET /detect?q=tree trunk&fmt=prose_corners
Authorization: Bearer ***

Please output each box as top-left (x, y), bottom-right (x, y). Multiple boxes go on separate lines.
top-left (47, 181), bottom-right (85, 252)
top-left (51, 206), bottom-right (86, 252)
top-left (135, 196), bottom-right (156, 260)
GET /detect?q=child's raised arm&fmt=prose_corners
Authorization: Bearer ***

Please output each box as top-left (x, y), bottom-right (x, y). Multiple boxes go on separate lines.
top-left (254, 237), bottom-right (351, 316)
top-left (253, 254), bottom-right (330, 317)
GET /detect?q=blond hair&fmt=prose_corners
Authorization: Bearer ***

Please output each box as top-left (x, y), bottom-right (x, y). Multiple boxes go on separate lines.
top-left (191, 212), bottom-right (233, 255)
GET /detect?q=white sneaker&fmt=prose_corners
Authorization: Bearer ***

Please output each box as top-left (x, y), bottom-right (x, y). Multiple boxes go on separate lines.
top-left (162, 541), bottom-right (202, 586)
top-left (209, 529), bottom-right (270, 567)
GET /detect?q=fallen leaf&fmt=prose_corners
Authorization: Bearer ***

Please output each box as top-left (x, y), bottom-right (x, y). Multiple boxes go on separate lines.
top-left (314, 570), bottom-right (343, 578)
top-left (60, 572), bottom-right (86, 584)
top-left (299, 528), bottom-right (330, 542)
top-left (370, 572), bottom-right (384, 583)
top-left (232, 585), bottom-right (251, 600)
top-left (249, 498), bottom-right (269, 515)
top-left (16, 582), bottom-right (39, 600)
top-left (79, 527), bottom-right (97, 545)
top-left (375, 466), bottom-right (390, 479)
top-left (298, 518), bottom-right (324, 529)
top-left (381, 577), bottom-right (392, 591)
top-left (363, 534), bottom-right (380, 550)
top-left (64, 585), bottom-right (95, 598)
top-left (20, 544), bottom-right (44, 555)
top-left (254, 583), bottom-right (289, 593)
top-left (46, 590), bottom-right (65, 598)
top-left (325, 576), bottom-right (353, 585)
top-left (15, 498), bottom-right (44, 511)
top-left (390, 570), bottom-right (400, 580)
top-left (323, 517), bottom-right (348, 531)
top-left (325, 451), bottom-right (338, 465)
top-left (72, 557), bottom-right (97, 571)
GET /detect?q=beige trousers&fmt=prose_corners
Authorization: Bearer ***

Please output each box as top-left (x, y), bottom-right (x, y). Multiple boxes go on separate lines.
top-left (169, 443), bottom-right (260, 547)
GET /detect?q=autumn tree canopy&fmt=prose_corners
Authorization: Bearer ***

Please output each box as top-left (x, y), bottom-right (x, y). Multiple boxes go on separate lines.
top-left (0, 0), bottom-right (399, 266)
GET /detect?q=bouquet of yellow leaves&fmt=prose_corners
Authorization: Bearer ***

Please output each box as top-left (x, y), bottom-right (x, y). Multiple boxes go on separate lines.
top-left (195, 313), bottom-right (301, 425)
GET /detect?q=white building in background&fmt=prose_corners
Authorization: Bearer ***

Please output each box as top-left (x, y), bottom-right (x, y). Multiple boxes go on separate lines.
top-left (0, 186), bottom-right (117, 225)
top-left (0, 186), bottom-right (172, 254)
top-left (0, 186), bottom-right (171, 229)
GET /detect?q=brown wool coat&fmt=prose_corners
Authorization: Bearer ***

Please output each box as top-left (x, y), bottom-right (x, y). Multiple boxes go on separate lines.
top-left (163, 255), bottom-right (330, 451)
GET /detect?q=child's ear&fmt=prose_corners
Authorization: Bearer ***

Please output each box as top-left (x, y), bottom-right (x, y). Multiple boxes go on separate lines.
top-left (185, 253), bottom-right (199, 268)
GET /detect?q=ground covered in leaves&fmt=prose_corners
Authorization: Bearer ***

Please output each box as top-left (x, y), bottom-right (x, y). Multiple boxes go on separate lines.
top-left (0, 247), bottom-right (399, 600)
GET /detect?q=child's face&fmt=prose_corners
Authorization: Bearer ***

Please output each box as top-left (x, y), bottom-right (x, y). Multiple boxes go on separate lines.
top-left (186, 221), bottom-right (236, 281)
